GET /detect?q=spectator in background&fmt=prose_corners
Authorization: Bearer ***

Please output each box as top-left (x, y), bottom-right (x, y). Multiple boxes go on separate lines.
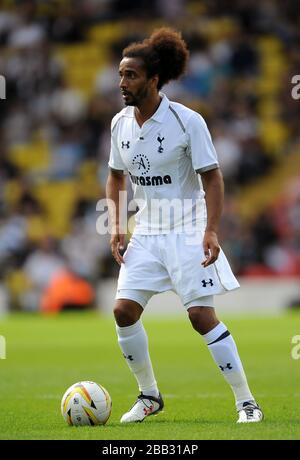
top-left (0, 211), bottom-right (27, 264)
top-left (51, 78), bottom-right (86, 126)
top-left (94, 43), bottom-right (122, 99)
top-left (212, 122), bottom-right (241, 184)
top-left (48, 123), bottom-right (86, 180)
top-left (40, 268), bottom-right (95, 314)
top-left (61, 198), bottom-right (111, 280)
top-left (0, 0), bottom-right (300, 314)
top-left (22, 236), bottom-right (66, 311)
top-left (2, 101), bottom-right (32, 147)
top-left (8, 0), bottom-right (45, 49)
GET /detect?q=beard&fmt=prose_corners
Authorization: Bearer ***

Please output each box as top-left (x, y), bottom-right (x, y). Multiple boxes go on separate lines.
top-left (122, 85), bottom-right (149, 106)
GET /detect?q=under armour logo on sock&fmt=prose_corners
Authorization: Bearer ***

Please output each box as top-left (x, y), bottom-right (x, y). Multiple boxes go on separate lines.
top-left (121, 141), bottom-right (130, 149)
top-left (219, 363), bottom-right (232, 371)
top-left (202, 278), bottom-right (214, 287)
top-left (123, 353), bottom-right (133, 361)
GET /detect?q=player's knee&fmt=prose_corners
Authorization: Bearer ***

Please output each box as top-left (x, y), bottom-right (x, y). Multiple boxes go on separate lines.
top-left (188, 307), bottom-right (205, 331)
top-left (113, 301), bottom-right (142, 326)
top-left (113, 305), bottom-right (135, 326)
top-left (188, 307), bottom-right (218, 335)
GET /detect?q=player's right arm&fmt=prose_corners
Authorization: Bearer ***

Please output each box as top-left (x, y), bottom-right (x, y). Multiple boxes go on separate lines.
top-left (106, 168), bottom-right (127, 265)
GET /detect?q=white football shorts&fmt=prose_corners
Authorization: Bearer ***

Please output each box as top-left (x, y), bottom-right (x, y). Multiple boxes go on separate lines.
top-left (115, 231), bottom-right (240, 310)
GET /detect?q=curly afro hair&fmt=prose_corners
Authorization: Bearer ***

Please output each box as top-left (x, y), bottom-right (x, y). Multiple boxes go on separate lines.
top-left (122, 27), bottom-right (189, 90)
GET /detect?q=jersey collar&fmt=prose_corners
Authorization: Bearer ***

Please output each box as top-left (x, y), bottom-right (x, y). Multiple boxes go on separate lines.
top-left (150, 92), bottom-right (170, 123)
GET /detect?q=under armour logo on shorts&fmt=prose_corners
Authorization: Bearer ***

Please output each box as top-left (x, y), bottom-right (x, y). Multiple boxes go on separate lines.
top-left (202, 278), bottom-right (214, 287)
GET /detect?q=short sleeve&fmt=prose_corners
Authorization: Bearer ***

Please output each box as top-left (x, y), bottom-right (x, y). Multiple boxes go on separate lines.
top-left (186, 113), bottom-right (219, 173)
top-left (108, 116), bottom-right (127, 173)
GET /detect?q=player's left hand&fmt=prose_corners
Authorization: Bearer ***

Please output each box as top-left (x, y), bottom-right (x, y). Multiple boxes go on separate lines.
top-left (201, 230), bottom-right (220, 267)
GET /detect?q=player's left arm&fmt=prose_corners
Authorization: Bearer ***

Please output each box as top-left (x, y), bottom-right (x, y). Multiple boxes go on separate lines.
top-left (200, 167), bottom-right (224, 267)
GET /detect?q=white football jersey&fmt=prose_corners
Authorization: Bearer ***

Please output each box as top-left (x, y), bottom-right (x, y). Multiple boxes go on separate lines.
top-left (108, 93), bottom-right (219, 234)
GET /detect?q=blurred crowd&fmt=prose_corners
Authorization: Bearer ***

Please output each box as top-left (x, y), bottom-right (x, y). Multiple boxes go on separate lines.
top-left (0, 0), bottom-right (300, 312)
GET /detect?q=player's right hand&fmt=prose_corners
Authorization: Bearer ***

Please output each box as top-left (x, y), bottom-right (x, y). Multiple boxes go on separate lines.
top-left (110, 232), bottom-right (125, 265)
top-left (201, 230), bottom-right (220, 267)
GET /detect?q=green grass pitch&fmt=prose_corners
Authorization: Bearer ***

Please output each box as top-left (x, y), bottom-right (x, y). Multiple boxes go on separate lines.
top-left (0, 311), bottom-right (300, 440)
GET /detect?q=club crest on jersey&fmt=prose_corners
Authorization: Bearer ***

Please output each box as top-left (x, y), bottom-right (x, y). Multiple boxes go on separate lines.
top-left (157, 135), bottom-right (165, 153)
top-left (121, 140), bottom-right (130, 149)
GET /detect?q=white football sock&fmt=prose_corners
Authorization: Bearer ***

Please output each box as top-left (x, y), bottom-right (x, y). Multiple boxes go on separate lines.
top-left (203, 322), bottom-right (255, 410)
top-left (116, 320), bottom-right (159, 398)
